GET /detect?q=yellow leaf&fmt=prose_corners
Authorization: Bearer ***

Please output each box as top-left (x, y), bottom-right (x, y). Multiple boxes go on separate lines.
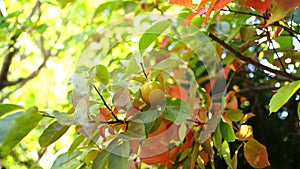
top-left (236, 125), bottom-right (253, 141)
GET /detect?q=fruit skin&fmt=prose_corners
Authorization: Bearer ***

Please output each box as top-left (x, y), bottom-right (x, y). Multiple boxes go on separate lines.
top-left (141, 81), bottom-right (165, 106)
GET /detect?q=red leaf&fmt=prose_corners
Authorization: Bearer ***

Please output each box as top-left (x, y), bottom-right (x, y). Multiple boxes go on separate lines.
top-left (244, 138), bottom-right (270, 168)
top-left (99, 108), bottom-right (112, 121)
top-left (229, 59), bottom-right (242, 72)
top-left (169, 0), bottom-right (192, 8)
top-left (180, 130), bottom-right (194, 149)
top-left (167, 85), bottom-right (189, 100)
top-left (199, 151), bottom-right (209, 165)
top-left (245, 0), bottom-right (272, 13)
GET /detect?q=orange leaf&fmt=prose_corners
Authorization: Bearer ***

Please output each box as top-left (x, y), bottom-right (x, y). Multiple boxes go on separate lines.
top-left (202, 0), bottom-right (218, 26)
top-left (140, 147), bottom-right (180, 165)
top-left (169, 0), bottom-right (192, 8)
top-left (203, 0), bottom-right (232, 26)
top-left (267, 0), bottom-right (300, 24)
top-left (140, 146), bottom-right (170, 165)
top-left (244, 138), bottom-right (270, 168)
top-left (99, 108), bottom-right (112, 121)
top-left (148, 118), bottom-right (173, 137)
top-left (214, 0), bottom-right (232, 10)
top-left (167, 85), bottom-right (189, 100)
top-left (183, 0), bottom-right (210, 26)
top-left (226, 95), bottom-right (238, 109)
top-left (245, 0), bottom-right (272, 13)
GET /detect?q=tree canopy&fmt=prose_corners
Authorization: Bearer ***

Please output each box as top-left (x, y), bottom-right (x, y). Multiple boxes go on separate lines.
top-left (0, 0), bottom-right (300, 169)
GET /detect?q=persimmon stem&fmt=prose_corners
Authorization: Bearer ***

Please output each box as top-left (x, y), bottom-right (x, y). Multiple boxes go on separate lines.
top-left (140, 62), bottom-right (148, 79)
top-left (93, 85), bottom-right (120, 122)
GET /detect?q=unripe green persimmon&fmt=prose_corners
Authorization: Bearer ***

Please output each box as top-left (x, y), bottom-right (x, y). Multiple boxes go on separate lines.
top-left (141, 81), bottom-right (165, 106)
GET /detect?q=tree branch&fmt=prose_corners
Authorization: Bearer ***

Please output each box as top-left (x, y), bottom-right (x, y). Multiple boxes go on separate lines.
top-left (0, 0), bottom-right (41, 91)
top-left (0, 36), bottom-right (19, 90)
top-left (236, 85), bottom-right (278, 94)
top-left (208, 33), bottom-right (300, 81)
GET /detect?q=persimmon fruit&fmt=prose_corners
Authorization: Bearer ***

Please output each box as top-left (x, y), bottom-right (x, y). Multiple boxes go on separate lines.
top-left (141, 81), bottom-right (165, 106)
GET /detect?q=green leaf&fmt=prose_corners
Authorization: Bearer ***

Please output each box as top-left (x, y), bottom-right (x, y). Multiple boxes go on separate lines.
top-left (220, 120), bottom-right (236, 142)
top-left (123, 56), bottom-right (141, 79)
top-left (89, 65), bottom-right (110, 85)
top-left (239, 26), bottom-right (256, 41)
top-left (51, 151), bottom-right (81, 169)
top-left (68, 135), bottom-right (85, 156)
top-left (0, 112), bottom-right (23, 143)
top-left (222, 141), bottom-right (233, 169)
top-left (74, 99), bottom-right (89, 125)
top-left (108, 153), bottom-right (129, 169)
top-left (107, 139), bottom-right (130, 169)
top-left (0, 104), bottom-right (23, 118)
top-left (179, 122), bottom-right (187, 142)
top-left (269, 80), bottom-right (300, 113)
top-left (298, 102), bottom-right (300, 120)
top-left (139, 20), bottom-right (171, 51)
top-left (36, 24), bottom-right (48, 34)
top-left (274, 36), bottom-right (293, 49)
top-left (85, 150), bottom-right (99, 165)
top-left (139, 109), bottom-right (160, 133)
top-left (120, 121), bottom-right (146, 139)
top-left (29, 166), bottom-right (43, 169)
top-left (53, 110), bottom-right (79, 126)
top-left (164, 98), bottom-right (191, 125)
top-left (92, 150), bottom-right (109, 169)
top-left (212, 125), bottom-right (222, 154)
top-left (225, 109), bottom-right (244, 122)
top-left (2, 107), bottom-right (42, 150)
top-left (39, 121), bottom-right (70, 148)
top-left (56, 0), bottom-right (76, 8)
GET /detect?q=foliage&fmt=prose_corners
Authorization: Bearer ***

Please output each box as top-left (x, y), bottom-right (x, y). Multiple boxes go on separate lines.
top-left (1, 0), bottom-right (300, 169)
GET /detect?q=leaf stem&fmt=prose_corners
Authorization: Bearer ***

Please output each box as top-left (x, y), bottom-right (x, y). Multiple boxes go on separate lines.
top-left (140, 62), bottom-right (148, 79)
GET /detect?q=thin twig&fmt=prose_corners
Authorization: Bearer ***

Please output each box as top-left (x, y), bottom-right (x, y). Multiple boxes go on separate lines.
top-left (264, 28), bottom-right (287, 73)
top-left (93, 85), bottom-right (120, 122)
top-left (272, 21), bottom-right (300, 35)
top-left (208, 33), bottom-right (300, 81)
top-left (222, 7), bottom-right (268, 19)
top-left (88, 120), bottom-right (124, 124)
top-left (236, 85), bottom-right (278, 94)
top-left (224, 63), bottom-right (246, 94)
top-left (41, 114), bottom-right (55, 118)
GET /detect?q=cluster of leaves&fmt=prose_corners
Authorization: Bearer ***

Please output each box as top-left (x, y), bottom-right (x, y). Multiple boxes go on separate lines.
top-left (1, 0), bottom-right (300, 169)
